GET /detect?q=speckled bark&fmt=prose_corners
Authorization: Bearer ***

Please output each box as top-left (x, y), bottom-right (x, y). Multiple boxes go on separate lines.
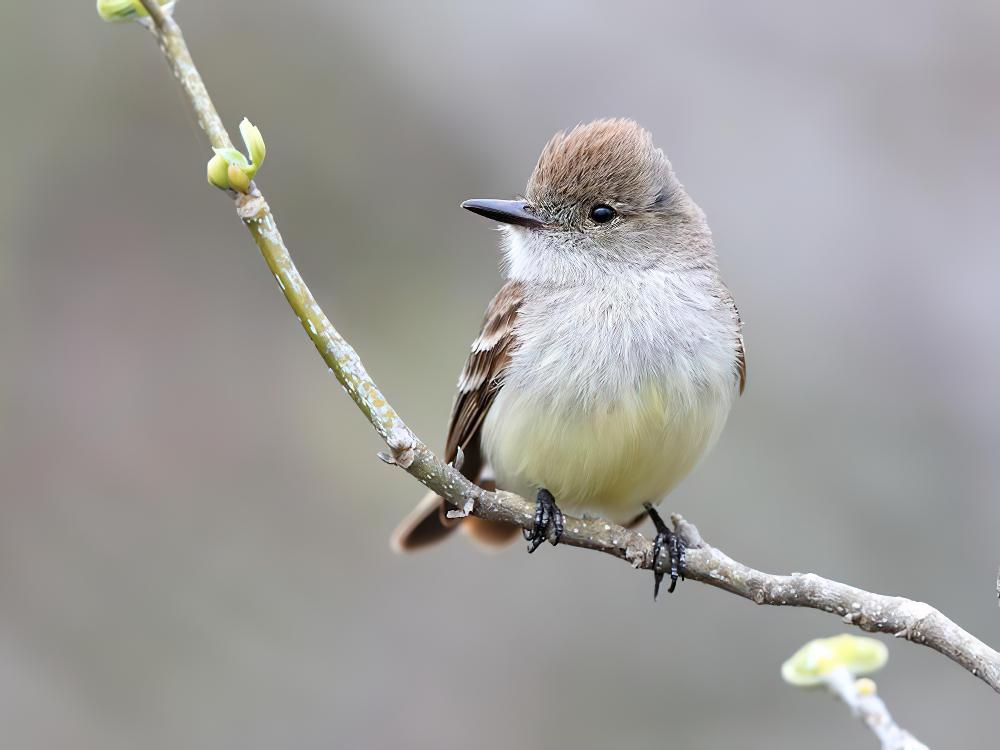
top-left (132, 0), bottom-right (1000, 695)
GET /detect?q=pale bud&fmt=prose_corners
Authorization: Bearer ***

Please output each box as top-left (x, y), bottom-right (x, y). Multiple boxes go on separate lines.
top-left (239, 118), bottom-right (266, 175)
top-left (206, 154), bottom-right (231, 190)
top-left (227, 163), bottom-right (251, 193)
top-left (96, 0), bottom-right (174, 23)
top-left (212, 146), bottom-right (251, 193)
top-left (854, 677), bottom-right (877, 696)
top-left (206, 120), bottom-right (267, 193)
top-left (781, 634), bottom-right (888, 687)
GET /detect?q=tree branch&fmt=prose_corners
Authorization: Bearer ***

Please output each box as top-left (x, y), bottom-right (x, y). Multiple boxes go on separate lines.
top-left (127, 0), bottom-right (1000, 695)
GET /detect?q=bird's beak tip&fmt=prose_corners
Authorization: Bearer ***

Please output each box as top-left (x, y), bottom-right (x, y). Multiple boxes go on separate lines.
top-left (461, 198), bottom-right (545, 229)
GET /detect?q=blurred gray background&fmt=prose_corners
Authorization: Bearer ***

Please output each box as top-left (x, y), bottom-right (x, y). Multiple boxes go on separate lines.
top-left (1, 1), bottom-right (998, 747)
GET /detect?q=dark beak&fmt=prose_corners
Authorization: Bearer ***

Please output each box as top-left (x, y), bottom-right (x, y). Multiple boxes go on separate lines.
top-left (461, 198), bottom-right (545, 229)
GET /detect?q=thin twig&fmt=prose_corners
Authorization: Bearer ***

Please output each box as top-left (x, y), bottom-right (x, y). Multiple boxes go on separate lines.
top-left (822, 669), bottom-right (927, 750)
top-left (129, 0), bottom-right (1000, 694)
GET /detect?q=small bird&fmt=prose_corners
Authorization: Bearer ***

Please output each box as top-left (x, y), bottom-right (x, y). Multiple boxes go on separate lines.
top-left (391, 119), bottom-right (745, 595)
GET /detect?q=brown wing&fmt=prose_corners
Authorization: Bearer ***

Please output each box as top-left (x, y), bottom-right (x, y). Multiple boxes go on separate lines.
top-left (444, 280), bottom-right (524, 463)
top-left (719, 286), bottom-right (747, 395)
top-left (390, 281), bottom-right (525, 551)
top-left (734, 303), bottom-right (747, 395)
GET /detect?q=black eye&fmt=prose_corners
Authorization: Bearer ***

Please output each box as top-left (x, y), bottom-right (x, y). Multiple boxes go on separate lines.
top-left (589, 204), bottom-right (616, 223)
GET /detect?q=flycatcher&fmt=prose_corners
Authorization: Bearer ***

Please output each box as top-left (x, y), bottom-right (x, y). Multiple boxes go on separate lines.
top-left (392, 119), bottom-right (745, 596)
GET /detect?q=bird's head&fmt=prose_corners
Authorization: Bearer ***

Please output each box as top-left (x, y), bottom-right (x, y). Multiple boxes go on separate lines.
top-left (463, 119), bottom-right (713, 284)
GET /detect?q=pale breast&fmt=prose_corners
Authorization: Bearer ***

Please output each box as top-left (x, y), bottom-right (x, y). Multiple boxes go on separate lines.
top-left (481, 270), bottom-right (741, 522)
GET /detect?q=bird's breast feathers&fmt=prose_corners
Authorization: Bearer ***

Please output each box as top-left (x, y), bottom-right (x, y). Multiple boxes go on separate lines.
top-left (480, 272), bottom-right (742, 522)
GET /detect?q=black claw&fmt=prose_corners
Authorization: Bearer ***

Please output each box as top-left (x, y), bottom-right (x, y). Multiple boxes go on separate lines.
top-left (524, 488), bottom-right (563, 553)
top-left (645, 503), bottom-right (685, 599)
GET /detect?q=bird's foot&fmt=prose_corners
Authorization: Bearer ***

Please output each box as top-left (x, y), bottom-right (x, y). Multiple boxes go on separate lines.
top-left (524, 488), bottom-right (563, 553)
top-left (645, 503), bottom-right (685, 599)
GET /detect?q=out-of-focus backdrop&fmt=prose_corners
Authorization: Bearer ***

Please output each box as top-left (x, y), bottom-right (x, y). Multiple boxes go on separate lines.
top-left (1, 2), bottom-right (997, 747)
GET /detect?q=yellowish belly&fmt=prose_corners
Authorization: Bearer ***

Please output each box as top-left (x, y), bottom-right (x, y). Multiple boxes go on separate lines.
top-left (481, 380), bottom-right (730, 523)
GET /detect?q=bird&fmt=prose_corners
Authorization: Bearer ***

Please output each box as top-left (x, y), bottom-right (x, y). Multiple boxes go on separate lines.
top-left (391, 119), bottom-right (745, 596)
